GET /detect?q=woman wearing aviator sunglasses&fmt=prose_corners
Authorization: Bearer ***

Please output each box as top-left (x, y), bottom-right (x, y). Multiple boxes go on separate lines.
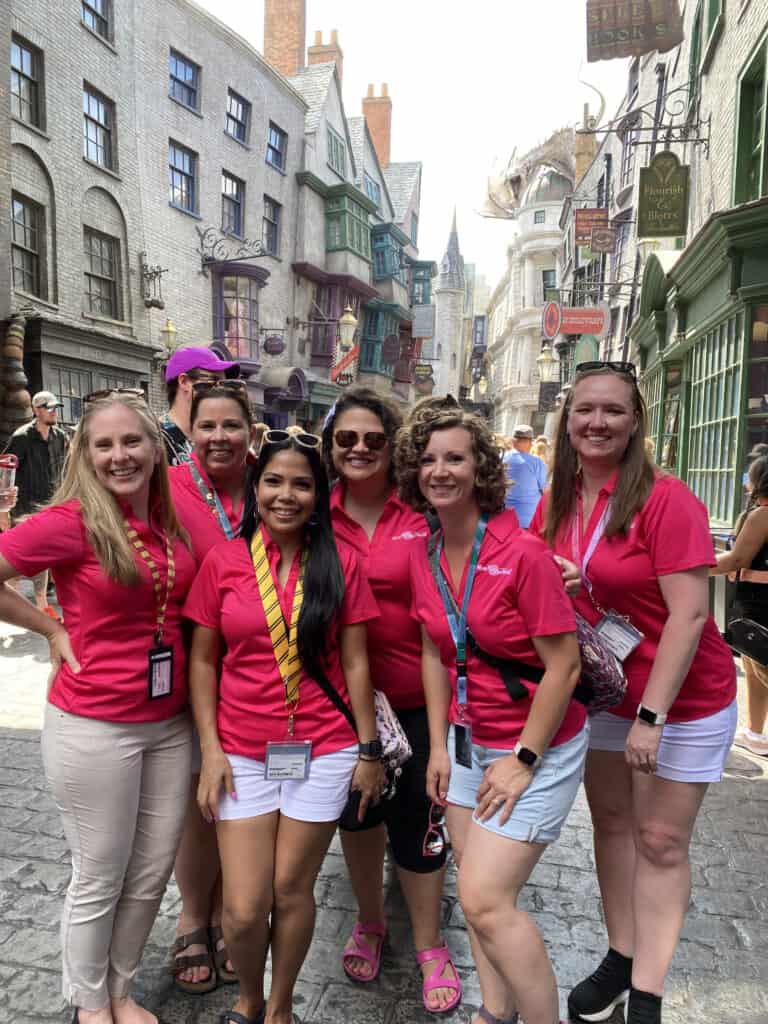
top-left (322, 388), bottom-right (461, 1015)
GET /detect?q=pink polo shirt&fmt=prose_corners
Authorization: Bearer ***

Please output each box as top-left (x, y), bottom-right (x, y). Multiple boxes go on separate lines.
top-left (330, 484), bottom-right (430, 709)
top-left (409, 509), bottom-right (585, 750)
top-left (529, 473), bottom-right (736, 722)
top-left (0, 500), bottom-right (196, 722)
top-left (169, 454), bottom-right (242, 565)
top-left (182, 525), bottom-right (380, 761)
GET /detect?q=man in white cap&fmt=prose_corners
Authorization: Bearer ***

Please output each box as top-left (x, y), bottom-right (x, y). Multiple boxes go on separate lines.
top-left (161, 346), bottom-right (239, 466)
top-left (503, 423), bottom-right (548, 528)
top-left (3, 391), bottom-right (69, 616)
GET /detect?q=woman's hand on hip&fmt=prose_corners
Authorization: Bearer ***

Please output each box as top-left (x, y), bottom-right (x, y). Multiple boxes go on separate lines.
top-left (350, 758), bottom-right (387, 822)
top-left (476, 753), bottom-right (534, 826)
top-left (197, 749), bottom-right (234, 823)
top-left (45, 625), bottom-right (80, 693)
top-left (625, 719), bottom-right (662, 774)
top-left (426, 745), bottom-right (451, 806)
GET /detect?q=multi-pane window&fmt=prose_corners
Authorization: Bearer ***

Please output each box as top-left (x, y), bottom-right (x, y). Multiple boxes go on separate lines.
top-left (411, 266), bottom-right (431, 305)
top-left (533, 209), bottom-right (546, 225)
top-left (735, 43), bottom-right (767, 205)
top-left (262, 196), bottom-right (281, 256)
top-left (327, 126), bottom-right (346, 177)
top-left (214, 274), bottom-right (260, 360)
top-left (83, 228), bottom-right (119, 318)
top-left (226, 89), bottom-right (250, 143)
top-left (410, 212), bottom-right (419, 247)
top-left (326, 195), bottom-right (371, 260)
top-left (83, 86), bottom-right (114, 169)
top-left (169, 49), bottom-right (200, 110)
top-left (221, 172), bottom-right (244, 237)
top-left (363, 173), bottom-right (381, 210)
top-left (541, 268), bottom-right (557, 301)
top-left (266, 121), bottom-right (287, 170)
top-left (169, 141), bottom-right (197, 212)
top-left (82, 0), bottom-right (110, 40)
top-left (372, 230), bottom-right (405, 283)
top-left (11, 194), bottom-right (41, 297)
top-left (53, 368), bottom-right (92, 426)
top-left (620, 116), bottom-right (639, 188)
top-left (11, 36), bottom-right (41, 128)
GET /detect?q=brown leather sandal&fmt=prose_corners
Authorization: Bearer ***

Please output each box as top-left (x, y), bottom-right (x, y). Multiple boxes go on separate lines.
top-left (170, 925), bottom-right (218, 994)
top-left (210, 924), bottom-right (238, 984)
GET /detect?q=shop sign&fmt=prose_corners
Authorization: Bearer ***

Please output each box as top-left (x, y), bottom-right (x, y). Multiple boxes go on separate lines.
top-left (381, 334), bottom-right (401, 365)
top-left (542, 301), bottom-right (563, 341)
top-left (590, 226), bottom-right (617, 254)
top-left (543, 301), bottom-right (609, 340)
top-left (336, 372), bottom-right (355, 387)
top-left (195, 224), bottom-right (264, 276)
top-left (331, 344), bottom-right (359, 383)
top-left (412, 304), bottom-right (436, 339)
top-left (262, 334), bottom-right (286, 356)
top-left (574, 208), bottom-right (609, 246)
top-left (587, 0), bottom-right (684, 63)
top-left (413, 362), bottom-right (434, 382)
top-left (638, 151), bottom-right (689, 238)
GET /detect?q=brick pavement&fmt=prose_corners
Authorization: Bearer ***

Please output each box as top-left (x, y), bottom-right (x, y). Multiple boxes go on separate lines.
top-left (0, 624), bottom-right (766, 1024)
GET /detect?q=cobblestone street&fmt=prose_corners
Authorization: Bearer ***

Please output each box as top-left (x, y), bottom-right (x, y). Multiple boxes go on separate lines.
top-left (0, 618), bottom-right (766, 1024)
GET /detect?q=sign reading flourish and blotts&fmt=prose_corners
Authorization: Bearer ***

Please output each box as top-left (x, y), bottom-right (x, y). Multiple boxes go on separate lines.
top-left (587, 0), bottom-right (684, 62)
top-left (637, 150), bottom-right (689, 238)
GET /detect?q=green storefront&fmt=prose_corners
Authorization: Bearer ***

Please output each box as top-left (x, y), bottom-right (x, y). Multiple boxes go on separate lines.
top-left (632, 197), bottom-right (768, 534)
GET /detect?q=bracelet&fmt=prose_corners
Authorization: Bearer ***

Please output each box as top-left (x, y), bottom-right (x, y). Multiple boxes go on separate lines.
top-left (357, 754), bottom-right (381, 762)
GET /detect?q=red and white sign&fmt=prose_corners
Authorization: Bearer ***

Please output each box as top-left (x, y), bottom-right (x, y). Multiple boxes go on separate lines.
top-left (331, 344), bottom-right (359, 383)
top-left (542, 302), bottom-right (609, 340)
top-left (542, 301), bottom-right (563, 340)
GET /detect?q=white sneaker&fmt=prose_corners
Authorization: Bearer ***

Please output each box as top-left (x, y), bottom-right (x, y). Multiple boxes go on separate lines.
top-left (733, 728), bottom-right (768, 757)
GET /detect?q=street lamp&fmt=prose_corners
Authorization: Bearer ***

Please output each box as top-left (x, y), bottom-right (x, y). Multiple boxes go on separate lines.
top-left (337, 305), bottom-right (358, 352)
top-left (537, 342), bottom-right (556, 383)
top-left (160, 318), bottom-right (178, 355)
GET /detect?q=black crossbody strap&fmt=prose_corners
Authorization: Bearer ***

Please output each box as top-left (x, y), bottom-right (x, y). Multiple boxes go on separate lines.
top-left (307, 667), bottom-right (357, 732)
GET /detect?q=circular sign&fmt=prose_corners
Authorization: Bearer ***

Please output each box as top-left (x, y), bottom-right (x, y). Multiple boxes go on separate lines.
top-left (382, 334), bottom-right (401, 365)
top-left (542, 301), bottom-right (562, 341)
top-left (263, 334), bottom-right (286, 356)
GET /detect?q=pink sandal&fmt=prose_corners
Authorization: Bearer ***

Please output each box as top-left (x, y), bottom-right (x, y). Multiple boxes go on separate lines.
top-left (341, 921), bottom-right (386, 983)
top-left (416, 942), bottom-right (462, 1014)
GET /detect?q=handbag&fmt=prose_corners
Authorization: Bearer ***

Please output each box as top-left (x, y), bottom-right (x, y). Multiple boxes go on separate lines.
top-left (308, 668), bottom-right (413, 830)
top-left (725, 617), bottom-right (768, 668)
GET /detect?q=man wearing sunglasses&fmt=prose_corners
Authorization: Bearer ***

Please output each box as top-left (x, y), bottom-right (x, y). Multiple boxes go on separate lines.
top-left (161, 347), bottom-right (239, 466)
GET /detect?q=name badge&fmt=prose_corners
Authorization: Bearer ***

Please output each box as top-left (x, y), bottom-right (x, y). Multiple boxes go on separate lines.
top-left (148, 645), bottom-right (174, 699)
top-left (265, 741), bottom-right (312, 781)
top-left (595, 613), bottom-right (643, 662)
top-left (454, 724), bottom-right (473, 769)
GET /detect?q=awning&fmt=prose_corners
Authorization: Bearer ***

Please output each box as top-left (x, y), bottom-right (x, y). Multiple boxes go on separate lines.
top-left (260, 366), bottom-right (308, 408)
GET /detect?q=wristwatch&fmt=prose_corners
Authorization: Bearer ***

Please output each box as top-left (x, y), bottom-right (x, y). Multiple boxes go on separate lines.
top-left (513, 741), bottom-right (542, 770)
top-left (358, 739), bottom-right (383, 761)
top-left (636, 704), bottom-right (668, 726)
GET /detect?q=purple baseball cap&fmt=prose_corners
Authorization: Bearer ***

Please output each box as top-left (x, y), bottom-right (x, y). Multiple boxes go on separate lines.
top-left (164, 345), bottom-right (239, 382)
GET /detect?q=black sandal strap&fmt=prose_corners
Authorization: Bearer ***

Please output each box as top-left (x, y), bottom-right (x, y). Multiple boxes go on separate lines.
top-left (220, 1012), bottom-right (265, 1024)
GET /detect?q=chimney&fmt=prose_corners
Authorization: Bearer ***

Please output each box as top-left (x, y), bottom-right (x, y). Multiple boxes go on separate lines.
top-left (263, 0), bottom-right (306, 79)
top-left (362, 83), bottom-right (392, 169)
top-left (575, 102), bottom-right (598, 185)
top-left (307, 29), bottom-right (344, 83)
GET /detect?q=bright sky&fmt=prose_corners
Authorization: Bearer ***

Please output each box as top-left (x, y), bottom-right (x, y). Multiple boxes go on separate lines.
top-left (196, 0), bottom-right (630, 285)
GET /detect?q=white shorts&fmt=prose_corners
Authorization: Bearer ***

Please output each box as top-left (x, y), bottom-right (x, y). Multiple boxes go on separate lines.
top-left (588, 700), bottom-right (738, 783)
top-left (217, 745), bottom-right (358, 822)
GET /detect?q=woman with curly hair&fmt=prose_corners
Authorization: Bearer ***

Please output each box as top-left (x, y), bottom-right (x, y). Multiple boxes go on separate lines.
top-left (323, 387), bottom-right (460, 1013)
top-left (395, 407), bottom-right (587, 1024)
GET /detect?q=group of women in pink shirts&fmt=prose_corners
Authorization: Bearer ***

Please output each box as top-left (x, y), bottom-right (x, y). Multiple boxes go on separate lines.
top-left (0, 363), bottom-right (737, 1024)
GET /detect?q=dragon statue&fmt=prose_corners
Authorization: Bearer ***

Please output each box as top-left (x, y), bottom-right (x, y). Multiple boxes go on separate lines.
top-left (481, 82), bottom-right (606, 219)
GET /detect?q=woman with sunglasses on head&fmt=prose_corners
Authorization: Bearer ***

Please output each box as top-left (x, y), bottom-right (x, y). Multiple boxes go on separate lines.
top-left (166, 379), bottom-right (256, 994)
top-left (183, 429), bottom-right (385, 1024)
top-left (322, 388), bottom-right (461, 1014)
top-left (529, 362), bottom-right (737, 1024)
top-left (0, 390), bottom-right (196, 1024)
top-left (396, 406), bottom-right (586, 1024)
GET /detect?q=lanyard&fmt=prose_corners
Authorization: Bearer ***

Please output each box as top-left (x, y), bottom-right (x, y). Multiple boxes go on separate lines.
top-left (571, 498), bottom-right (611, 613)
top-left (189, 461), bottom-right (237, 540)
top-left (123, 520), bottom-right (176, 644)
top-left (250, 529), bottom-right (307, 735)
top-left (429, 514), bottom-right (488, 709)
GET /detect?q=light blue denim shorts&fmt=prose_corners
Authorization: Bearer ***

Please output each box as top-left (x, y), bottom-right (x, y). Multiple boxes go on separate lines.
top-left (447, 724), bottom-right (589, 844)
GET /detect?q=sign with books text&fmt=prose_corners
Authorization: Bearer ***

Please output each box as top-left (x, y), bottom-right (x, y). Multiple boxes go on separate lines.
top-left (637, 150), bottom-right (689, 238)
top-left (587, 0), bottom-right (684, 62)
top-left (574, 207), bottom-right (609, 246)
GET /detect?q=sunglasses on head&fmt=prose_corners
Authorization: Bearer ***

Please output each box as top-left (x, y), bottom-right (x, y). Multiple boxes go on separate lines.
top-left (84, 387), bottom-right (146, 404)
top-left (262, 428), bottom-right (321, 450)
top-left (191, 379), bottom-right (249, 396)
top-left (575, 360), bottom-right (637, 380)
top-left (422, 802), bottom-right (446, 858)
top-left (333, 429), bottom-right (389, 451)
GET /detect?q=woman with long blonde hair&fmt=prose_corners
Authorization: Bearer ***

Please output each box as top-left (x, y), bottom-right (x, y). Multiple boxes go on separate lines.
top-left (0, 390), bottom-right (196, 1024)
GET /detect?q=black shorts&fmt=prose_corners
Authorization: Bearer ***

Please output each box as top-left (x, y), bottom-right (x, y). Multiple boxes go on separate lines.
top-left (339, 705), bottom-right (447, 874)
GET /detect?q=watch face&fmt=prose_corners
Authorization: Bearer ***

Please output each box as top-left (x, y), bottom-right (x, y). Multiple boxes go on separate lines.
top-left (516, 746), bottom-right (537, 766)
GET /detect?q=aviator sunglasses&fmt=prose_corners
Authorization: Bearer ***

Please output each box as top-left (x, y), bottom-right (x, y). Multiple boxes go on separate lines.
top-left (575, 360), bottom-right (637, 380)
top-left (84, 387), bottom-right (146, 404)
top-left (333, 429), bottom-right (389, 451)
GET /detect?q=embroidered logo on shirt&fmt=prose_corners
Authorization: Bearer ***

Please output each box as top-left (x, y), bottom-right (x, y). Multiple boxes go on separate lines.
top-left (391, 530), bottom-right (429, 541)
top-left (477, 563), bottom-right (512, 576)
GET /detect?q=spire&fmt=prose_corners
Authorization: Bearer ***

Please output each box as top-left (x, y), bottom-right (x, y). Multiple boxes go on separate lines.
top-left (438, 209), bottom-right (464, 290)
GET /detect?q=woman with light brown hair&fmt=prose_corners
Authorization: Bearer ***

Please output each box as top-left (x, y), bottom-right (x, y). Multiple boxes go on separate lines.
top-left (0, 390), bottom-right (196, 1024)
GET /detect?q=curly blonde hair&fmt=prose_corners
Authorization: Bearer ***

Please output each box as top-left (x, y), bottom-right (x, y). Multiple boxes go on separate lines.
top-left (394, 408), bottom-right (507, 513)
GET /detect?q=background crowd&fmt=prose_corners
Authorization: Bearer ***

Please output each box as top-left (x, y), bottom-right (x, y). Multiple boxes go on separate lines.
top-left (0, 352), bottom-right (748, 1024)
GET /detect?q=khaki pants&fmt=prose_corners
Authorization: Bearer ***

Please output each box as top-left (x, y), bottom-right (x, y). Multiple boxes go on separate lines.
top-left (41, 704), bottom-right (191, 1010)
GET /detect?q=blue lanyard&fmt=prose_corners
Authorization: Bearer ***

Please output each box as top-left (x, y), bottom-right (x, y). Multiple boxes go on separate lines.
top-left (429, 514), bottom-right (488, 708)
top-left (189, 461), bottom-right (236, 540)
